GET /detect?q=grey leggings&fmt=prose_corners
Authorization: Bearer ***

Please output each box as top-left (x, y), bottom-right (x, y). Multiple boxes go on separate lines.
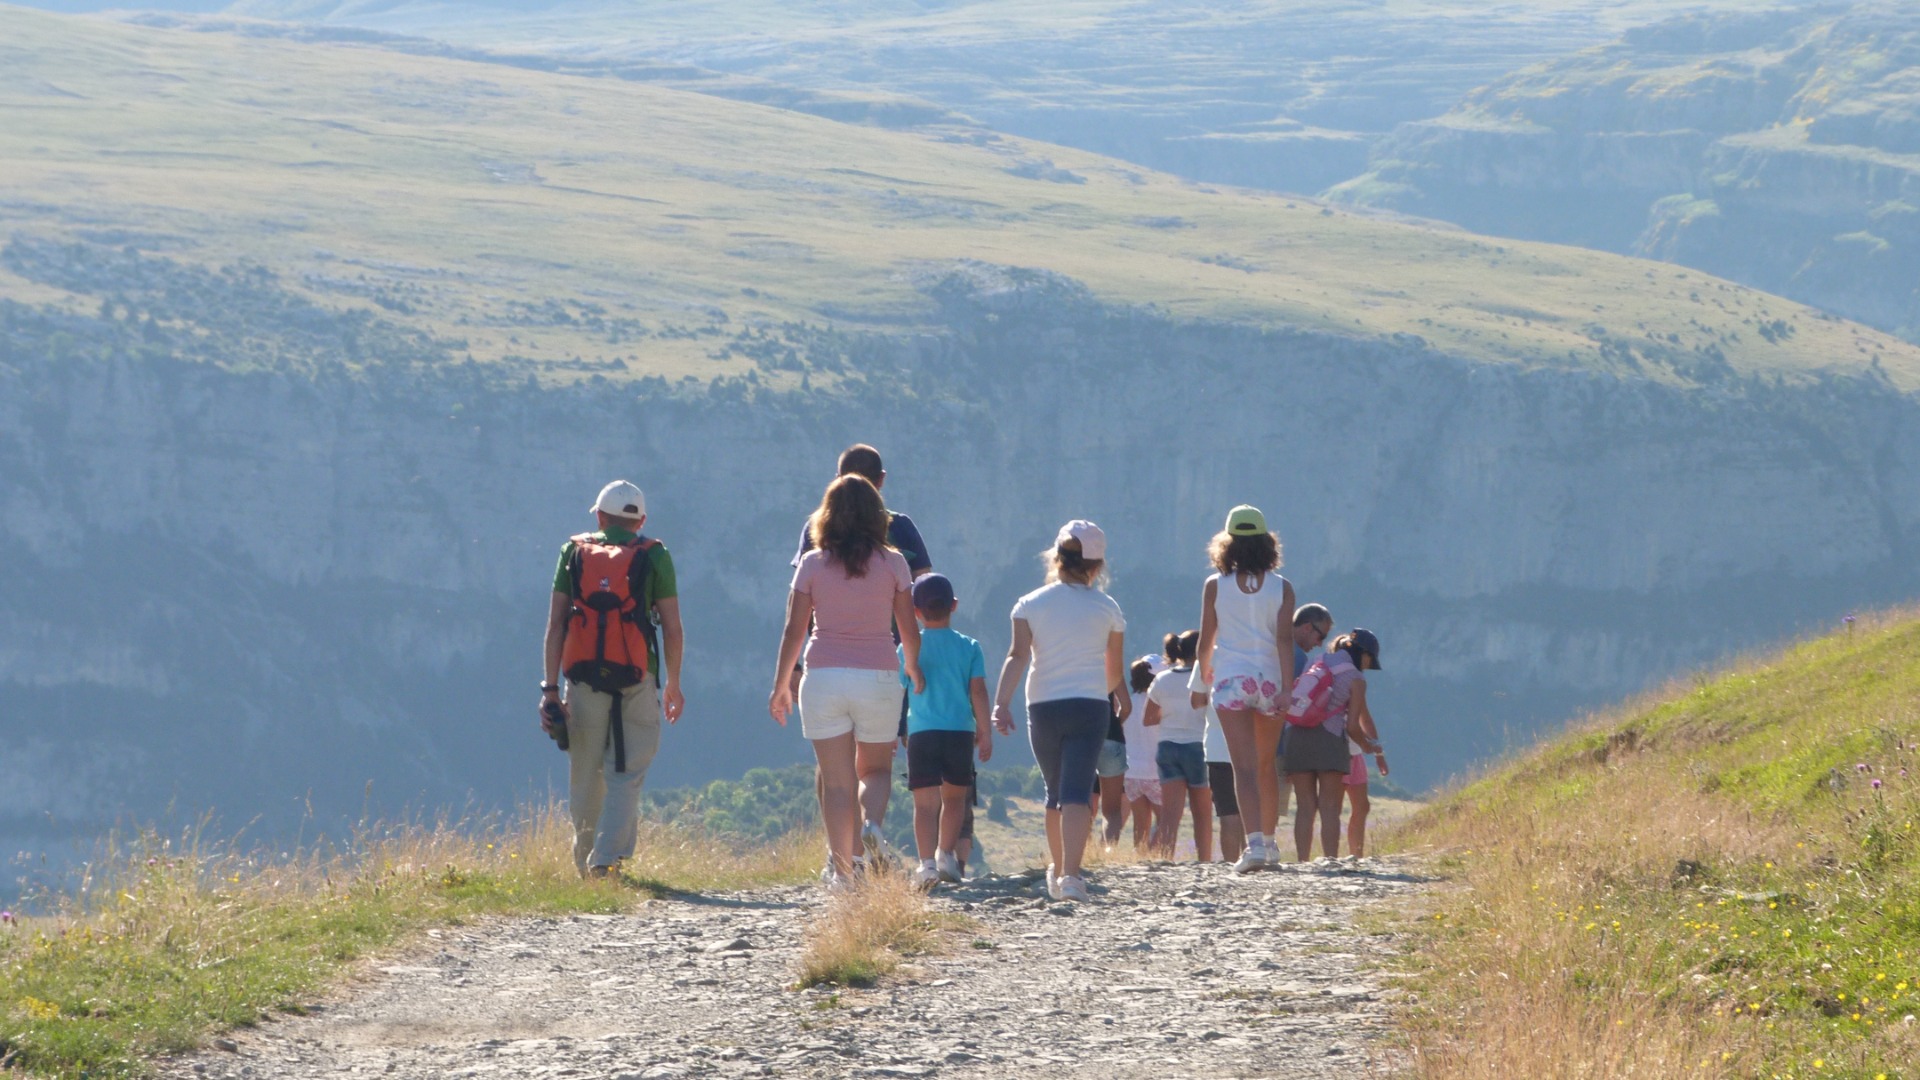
top-left (1028, 697), bottom-right (1110, 809)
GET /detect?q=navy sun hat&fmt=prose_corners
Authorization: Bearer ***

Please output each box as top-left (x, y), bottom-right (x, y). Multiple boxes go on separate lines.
top-left (911, 573), bottom-right (956, 610)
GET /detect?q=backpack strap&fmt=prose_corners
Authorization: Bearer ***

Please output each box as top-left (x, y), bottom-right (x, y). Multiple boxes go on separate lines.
top-left (625, 537), bottom-right (663, 686)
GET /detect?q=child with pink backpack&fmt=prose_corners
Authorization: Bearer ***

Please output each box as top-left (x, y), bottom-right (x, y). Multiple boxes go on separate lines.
top-left (1280, 629), bottom-right (1382, 862)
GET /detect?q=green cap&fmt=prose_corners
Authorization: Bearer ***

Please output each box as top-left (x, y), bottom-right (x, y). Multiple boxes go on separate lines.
top-left (1225, 504), bottom-right (1267, 536)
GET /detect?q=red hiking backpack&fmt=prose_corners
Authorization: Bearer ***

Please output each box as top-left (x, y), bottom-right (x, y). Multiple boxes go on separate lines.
top-left (560, 533), bottom-right (661, 694)
top-left (1285, 652), bottom-right (1354, 728)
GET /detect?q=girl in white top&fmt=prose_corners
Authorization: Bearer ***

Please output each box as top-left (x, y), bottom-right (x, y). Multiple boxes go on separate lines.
top-left (1119, 659), bottom-right (1161, 852)
top-left (991, 520), bottom-right (1127, 903)
top-left (1146, 629), bottom-right (1214, 861)
top-left (1189, 505), bottom-right (1295, 872)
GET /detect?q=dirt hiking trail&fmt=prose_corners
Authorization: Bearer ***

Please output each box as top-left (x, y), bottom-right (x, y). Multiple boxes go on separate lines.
top-left (160, 858), bottom-right (1429, 1079)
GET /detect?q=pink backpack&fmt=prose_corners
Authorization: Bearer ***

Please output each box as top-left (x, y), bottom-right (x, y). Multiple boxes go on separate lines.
top-left (1286, 653), bottom-right (1354, 728)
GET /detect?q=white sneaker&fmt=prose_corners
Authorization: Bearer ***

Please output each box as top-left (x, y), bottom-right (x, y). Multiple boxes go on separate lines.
top-left (1231, 845), bottom-right (1266, 874)
top-left (935, 851), bottom-right (963, 884)
top-left (1058, 875), bottom-right (1090, 902)
top-left (912, 861), bottom-right (940, 890)
top-left (861, 822), bottom-right (898, 868)
top-left (1046, 864), bottom-right (1064, 900)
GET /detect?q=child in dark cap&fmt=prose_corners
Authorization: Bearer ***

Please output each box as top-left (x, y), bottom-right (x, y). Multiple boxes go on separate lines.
top-left (899, 574), bottom-right (993, 887)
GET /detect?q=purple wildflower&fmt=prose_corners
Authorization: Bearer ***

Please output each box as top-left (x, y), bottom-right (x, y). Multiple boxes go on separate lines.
top-left (1857, 763), bottom-right (1870, 772)
top-left (0, 911), bottom-right (13, 926)
top-left (1872, 779), bottom-right (1884, 789)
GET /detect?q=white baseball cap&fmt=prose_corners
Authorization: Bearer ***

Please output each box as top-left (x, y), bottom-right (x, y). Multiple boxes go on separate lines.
top-left (590, 480), bottom-right (646, 519)
top-left (1056, 519), bottom-right (1106, 561)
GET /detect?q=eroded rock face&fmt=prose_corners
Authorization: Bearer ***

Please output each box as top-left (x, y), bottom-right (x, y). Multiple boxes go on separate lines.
top-left (1329, 4), bottom-right (1920, 340)
top-left (4, 266), bottom-right (1919, 856)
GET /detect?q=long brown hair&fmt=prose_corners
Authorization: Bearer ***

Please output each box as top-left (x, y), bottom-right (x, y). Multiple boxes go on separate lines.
top-left (1208, 530), bottom-right (1281, 575)
top-left (809, 474), bottom-right (892, 576)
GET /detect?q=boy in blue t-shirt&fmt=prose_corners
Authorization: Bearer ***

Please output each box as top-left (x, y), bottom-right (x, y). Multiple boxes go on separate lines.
top-left (898, 573), bottom-right (991, 887)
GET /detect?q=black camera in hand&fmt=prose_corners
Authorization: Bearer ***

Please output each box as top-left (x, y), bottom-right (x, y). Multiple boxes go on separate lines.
top-left (541, 698), bottom-right (569, 751)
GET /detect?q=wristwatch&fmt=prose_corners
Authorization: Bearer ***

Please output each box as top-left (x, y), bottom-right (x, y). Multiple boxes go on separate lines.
top-left (540, 682), bottom-right (561, 694)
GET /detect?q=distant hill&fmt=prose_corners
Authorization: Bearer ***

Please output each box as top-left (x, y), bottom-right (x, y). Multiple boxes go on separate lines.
top-left (204, 0), bottom-right (1787, 200)
top-left (1329, 3), bottom-right (1920, 342)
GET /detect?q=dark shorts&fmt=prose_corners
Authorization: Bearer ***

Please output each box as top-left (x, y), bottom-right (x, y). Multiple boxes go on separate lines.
top-left (906, 730), bottom-right (976, 790)
top-left (1208, 762), bottom-right (1239, 817)
top-left (1029, 698), bottom-right (1110, 810)
top-left (1155, 741), bottom-right (1209, 786)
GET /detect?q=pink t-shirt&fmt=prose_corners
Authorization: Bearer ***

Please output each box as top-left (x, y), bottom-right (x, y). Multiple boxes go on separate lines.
top-left (792, 548), bottom-right (913, 671)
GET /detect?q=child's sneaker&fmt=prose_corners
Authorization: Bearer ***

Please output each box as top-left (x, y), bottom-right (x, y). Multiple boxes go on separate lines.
top-left (935, 851), bottom-right (963, 884)
top-left (912, 861), bottom-right (940, 890)
top-left (1231, 843), bottom-right (1266, 874)
top-left (1045, 863), bottom-right (1064, 900)
top-left (1057, 875), bottom-right (1090, 902)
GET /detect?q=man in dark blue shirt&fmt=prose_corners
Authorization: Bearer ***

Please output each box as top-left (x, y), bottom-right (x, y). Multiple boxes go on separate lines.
top-left (790, 444), bottom-right (934, 869)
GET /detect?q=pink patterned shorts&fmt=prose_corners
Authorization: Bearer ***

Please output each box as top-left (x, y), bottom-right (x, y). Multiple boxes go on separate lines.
top-left (1212, 672), bottom-right (1285, 714)
top-left (1123, 777), bottom-right (1163, 805)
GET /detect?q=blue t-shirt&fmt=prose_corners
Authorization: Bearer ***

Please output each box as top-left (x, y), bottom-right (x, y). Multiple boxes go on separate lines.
top-left (793, 511), bottom-right (931, 574)
top-left (899, 627), bottom-right (986, 733)
top-left (1293, 645), bottom-right (1309, 680)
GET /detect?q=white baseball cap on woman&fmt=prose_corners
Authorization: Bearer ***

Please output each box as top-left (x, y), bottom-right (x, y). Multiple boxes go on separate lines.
top-left (1056, 519), bottom-right (1106, 561)
top-left (591, 480), bottom-right (646, 518)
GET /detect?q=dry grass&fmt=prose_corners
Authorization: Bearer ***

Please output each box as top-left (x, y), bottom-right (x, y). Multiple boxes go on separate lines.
top-left (794, 868), bottom-right (959, 988)
top-left (1379, 609), bottom-right (1920, 1078)
top-left (0, 804), bottom-right (819, 1079)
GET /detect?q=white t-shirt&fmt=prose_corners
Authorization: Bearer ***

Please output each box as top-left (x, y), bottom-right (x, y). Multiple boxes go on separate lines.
top-left (1009, 582), bottom-right (1127, 706)
top-left (1193, 570), bottom-right (1290, 685)
top-left (1122, 691), bottom-right (1158, 779)
top-left (1202, 700), bottom-right (1225, 763)
top-left (1146, 667), bottom-right (1207, 744)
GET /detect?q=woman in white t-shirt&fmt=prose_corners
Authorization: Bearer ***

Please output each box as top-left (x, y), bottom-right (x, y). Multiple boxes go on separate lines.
top-left (991, 520), bottom-right (1127, 903)
top-left (1119, 658), bottom-right (1162, 852)
top-left (1146, 629), bottom-right (1213, 861)
top-left (1190, 505), bottom-right (1295, 873)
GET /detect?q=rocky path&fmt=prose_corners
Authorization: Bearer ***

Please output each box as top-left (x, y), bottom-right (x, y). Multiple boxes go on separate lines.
top-left (161, 858), bottom-right (1429, 1079)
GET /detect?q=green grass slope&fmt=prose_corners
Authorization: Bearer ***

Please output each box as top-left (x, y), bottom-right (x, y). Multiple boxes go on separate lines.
top-left (3, 4), bottom-right (1918, 390)
top-left (1389, 611), bottom-right (1920, 1076)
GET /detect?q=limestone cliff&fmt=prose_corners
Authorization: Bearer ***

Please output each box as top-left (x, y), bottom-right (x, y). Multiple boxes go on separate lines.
top-left (5, 258), bottom-right (1918, 856)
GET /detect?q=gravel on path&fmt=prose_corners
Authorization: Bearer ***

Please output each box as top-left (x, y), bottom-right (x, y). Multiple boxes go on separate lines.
top-left (159, 857), bottom-right (1429, 1079)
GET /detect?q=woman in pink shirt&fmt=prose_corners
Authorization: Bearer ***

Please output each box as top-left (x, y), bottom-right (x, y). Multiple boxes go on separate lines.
top-left (770, 475), bottom-right (924, 884)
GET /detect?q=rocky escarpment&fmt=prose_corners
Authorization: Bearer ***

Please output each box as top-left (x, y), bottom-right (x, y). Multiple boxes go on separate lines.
top-left (6, 247), bottom-right (1920, 864)
top-left (1329, 4), bottom-right (1920, 341)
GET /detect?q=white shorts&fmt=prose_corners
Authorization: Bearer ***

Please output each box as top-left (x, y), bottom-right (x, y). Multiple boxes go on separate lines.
top-left (799, 666), bottom-right (903, 743)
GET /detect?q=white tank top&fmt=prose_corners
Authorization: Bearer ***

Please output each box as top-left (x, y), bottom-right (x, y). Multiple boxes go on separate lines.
top-left (1208, 570), bottom-right (1289, 677)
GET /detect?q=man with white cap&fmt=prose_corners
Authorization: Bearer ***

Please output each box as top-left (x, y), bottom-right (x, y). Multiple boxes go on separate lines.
top-left (541, 480), bottom-right (685, 877)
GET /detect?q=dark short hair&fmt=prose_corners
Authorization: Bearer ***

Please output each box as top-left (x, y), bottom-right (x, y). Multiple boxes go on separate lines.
top-left (1129, 659), bottom-right (1156, 694)
top-left (1294, 603), bottom-right (1331, 629)
top-left (837, 444), bottom-right (884, 485)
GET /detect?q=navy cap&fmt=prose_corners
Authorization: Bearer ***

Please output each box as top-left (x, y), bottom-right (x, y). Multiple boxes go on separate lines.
top-left (1349, 628), bottom-right (1382, 670)
top-left (911, 573), bottom-right (956, 611)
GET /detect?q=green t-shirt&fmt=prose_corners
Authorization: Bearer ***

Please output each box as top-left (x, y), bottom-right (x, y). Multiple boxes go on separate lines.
top-left (553, 528), bottom-right (678, 675)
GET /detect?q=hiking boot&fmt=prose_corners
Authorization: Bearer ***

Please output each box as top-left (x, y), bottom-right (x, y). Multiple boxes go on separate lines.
top-left (1058, 875), bottom-right (1090, 902)
top-left (935, 851), bottom-right (963, 884)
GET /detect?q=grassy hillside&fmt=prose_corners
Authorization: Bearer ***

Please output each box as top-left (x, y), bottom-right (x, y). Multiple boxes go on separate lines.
top-left (1388, 611), bottom-right (1920, 1076)
top-left (3, 5), bottom-right (1919, 390)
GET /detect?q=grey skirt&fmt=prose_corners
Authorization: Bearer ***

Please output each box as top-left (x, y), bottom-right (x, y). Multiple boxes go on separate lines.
top-left (1280, 722), bottom-right (1350, 775)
